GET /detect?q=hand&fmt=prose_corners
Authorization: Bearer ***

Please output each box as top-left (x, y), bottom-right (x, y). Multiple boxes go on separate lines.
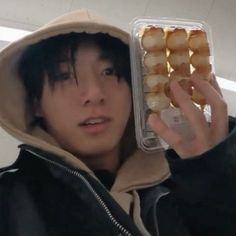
top-left (147, 74), bottom-right (228, 159)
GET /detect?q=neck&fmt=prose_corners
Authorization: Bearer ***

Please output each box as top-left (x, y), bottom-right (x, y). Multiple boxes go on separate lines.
top-left (78, 148), bottom-right (120, 173)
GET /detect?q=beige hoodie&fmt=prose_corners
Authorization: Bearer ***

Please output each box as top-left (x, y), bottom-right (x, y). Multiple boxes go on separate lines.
top-left (0, 9), bottom-right (170, 235)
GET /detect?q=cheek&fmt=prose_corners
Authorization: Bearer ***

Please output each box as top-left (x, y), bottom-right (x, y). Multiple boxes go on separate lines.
top-left (116, 85), bottom-right (132, 120)
top-left (39, 92), bottom-right (73, 126)
top-left (124, 84), bottom-right (132, 111)
top-left (125, 92), bottom-right (132, 115)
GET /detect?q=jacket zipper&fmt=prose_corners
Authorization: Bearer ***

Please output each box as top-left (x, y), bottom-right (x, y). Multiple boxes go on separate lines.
top-left (24, 149), bottom-right (133, 236)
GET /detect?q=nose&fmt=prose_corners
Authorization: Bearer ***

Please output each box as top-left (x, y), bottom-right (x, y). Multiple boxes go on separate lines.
top-left (80, 78), bottom-right (106, 106)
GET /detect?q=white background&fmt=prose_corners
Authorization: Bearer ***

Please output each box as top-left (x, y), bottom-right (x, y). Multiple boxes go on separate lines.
top-left (0, 0), bottom-right (236, 167)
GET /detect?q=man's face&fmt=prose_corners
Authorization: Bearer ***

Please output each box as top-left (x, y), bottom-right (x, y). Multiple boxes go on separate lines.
top-left (37, 43), bottom-right (132, 160)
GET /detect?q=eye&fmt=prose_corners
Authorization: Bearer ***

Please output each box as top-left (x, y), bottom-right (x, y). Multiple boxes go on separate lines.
top-left (102, 67), bottom-right (117, 77)
top-left (56, 72), bottom-right (74, 81)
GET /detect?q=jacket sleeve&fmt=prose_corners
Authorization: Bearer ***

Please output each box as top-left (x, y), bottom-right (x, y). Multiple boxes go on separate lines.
top-left (164, 116), bottom-right (236, 235)
top-left (165, 116), bottom-right (236, 212)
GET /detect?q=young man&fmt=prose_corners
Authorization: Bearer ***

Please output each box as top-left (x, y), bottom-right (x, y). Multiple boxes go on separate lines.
top-left (0, 9), bottom-right (236, 236)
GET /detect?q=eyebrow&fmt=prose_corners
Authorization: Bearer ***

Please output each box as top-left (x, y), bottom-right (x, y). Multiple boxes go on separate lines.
top-left (99, 51), bottom-right (110, 61)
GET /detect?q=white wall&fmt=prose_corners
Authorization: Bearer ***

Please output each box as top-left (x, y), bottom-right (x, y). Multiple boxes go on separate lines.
top-left (0, 88), bottom-right (235, 168)
top-left (221, 89), bottom-right (236, 116)
top-left (0, 0), bottom-right (236, 167)
top-left (0, 127), bottom-right (20, 167)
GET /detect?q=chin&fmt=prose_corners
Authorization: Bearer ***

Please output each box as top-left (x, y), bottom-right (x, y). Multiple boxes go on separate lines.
top-left (70, 141), bottom-right (119, 157)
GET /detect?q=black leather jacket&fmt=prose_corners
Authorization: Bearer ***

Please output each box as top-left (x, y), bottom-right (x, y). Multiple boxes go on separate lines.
top-left (1, 118), bottom-right (236, 236)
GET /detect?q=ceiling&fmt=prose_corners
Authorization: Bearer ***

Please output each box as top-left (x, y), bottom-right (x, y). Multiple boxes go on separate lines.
top-left (0, 0), bottom-right (236, 80)
top-left (0, 0), bottom-right (236, 166)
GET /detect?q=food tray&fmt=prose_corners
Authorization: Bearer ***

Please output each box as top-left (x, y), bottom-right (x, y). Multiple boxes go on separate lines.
top-left (130, 17), bottom-right (214, 152)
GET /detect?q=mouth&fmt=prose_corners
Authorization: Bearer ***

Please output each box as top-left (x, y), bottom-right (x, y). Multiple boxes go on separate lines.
top-left (79, 117), bottom-right (111, 134)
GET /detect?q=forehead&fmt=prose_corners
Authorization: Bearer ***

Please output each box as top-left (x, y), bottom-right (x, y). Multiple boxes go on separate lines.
top-left (74, 42), bottom-right (113, 68)
top-left (75, 42), bottom-right (101, 61)
top-left (58, 42), bottom-right (110, 74)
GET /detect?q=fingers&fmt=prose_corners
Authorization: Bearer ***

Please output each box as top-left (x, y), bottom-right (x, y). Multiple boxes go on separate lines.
top-left (191, 72), bottom-right (223, 96)
top-left (209, 74), bottom-right (223, 96)
top-left (148, 113), bottom-right (182, 148)
top-left (148, 77), bottom-right (228, 159)
top-left (190, 76), bottom-right (225, 112)
top-left (190, 77), bottom-right (228, 142)
top-left (169, 80), bottom-right (209, 140)
top-left (148, 112), bottom-right (199, 158)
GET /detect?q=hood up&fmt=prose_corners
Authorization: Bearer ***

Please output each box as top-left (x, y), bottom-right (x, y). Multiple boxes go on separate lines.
top-left (0, 9), bottom-right (130, 171)
top-left (0, 9), bottom-right (169, 188)
top-left (0, 10), bottom-right (170, 235)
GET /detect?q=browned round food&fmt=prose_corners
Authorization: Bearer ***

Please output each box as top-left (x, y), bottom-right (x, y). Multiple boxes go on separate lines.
top-left (166, 28), bottom-right (188, 51)
top-left (143, 51), bottom-right (167, 70)
top-left (144, 74), bottom-right (169, 92)
top-left (190, 52), bottom-right (210, 69)
top-left (168, 51), bottom-right (190, 70)
top-left (192, 67), bottom-right (212, 81)
top-left (145, 92), bottom-right (170, 111)
top-left (167, 74), bottom-right (193, 107)
top-left (189, 30), bottom-right (209, 51)
top-left (192, 89), bottom-right (206, 106)
top-left (141, 27), bottom-right (166, 51)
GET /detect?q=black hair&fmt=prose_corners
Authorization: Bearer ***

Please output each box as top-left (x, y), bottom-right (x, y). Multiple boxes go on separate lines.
top-left (18, 32), bottom-right (131, 114)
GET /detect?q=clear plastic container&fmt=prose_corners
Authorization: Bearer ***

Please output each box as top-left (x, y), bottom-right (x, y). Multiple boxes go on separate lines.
top-left (129, 17), bottom-right (214, 152)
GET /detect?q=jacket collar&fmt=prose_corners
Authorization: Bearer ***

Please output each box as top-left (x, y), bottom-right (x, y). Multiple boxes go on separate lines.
top-left (18, 144), bottom-right (170, 193)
